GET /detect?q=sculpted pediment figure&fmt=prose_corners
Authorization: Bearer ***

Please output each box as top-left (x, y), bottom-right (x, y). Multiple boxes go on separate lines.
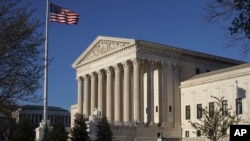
top-left (72, 36), bottom-right (135, 67)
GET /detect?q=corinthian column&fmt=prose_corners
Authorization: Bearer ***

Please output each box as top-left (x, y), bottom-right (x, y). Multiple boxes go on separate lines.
top-left (123, 61), bottom-right (131, 125)
top-left (77, 77), bottom-right (83, 114)
top-left (173, 63), bottom-right (181, 126)
top-left (90, 72), bottom-right (97, 115)
top-left (105, 67), bottom-right (113, 121)
top-left (98, 70), bottom-right (104, 115)
top-left (160, 62), bottom-right (168, 123)
top-left (133, 59), bottom-right (140, 122)
top-left (83, 75), bottom-right (90, 118)
top-left (114, 64), bottom-right (121, 125)
top-left (147, 60), bottom-right (154, 125)
top-left (166, 62), bottom-right (173, 123)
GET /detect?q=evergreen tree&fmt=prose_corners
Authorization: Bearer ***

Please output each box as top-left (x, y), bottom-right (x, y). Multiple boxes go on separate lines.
top-left (12, 117), bottom-right (34, 141)
top-left (47, 116), bottom-right (68, 141)
top-left (95, 115), bottom-right (112, 141)
top-left (189, 96), bottom-right (238, 141)
top-left (0, 106), bottom-right (16, 141)
top-left (71, 113), bottom-right (90, 141)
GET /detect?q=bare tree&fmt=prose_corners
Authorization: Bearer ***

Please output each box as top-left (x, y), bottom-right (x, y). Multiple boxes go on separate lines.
top-left (0, 0), bottom-right (44, 107)
top-left (204, 0), bottom-right (250, 57)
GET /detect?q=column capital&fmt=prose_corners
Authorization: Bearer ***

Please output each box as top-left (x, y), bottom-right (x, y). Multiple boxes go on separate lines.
top-left (104, 67), bottom-right (112, 74)
top-left (173, 63), bottom-right (180, 71)
top-left (147, 59), bottom-right (153, 62)
top-left (132, 58), bottom-right (142, 66)
top-left (146, 60), bottom-right (154, 71)
top-left (159, 61), bottom-right (168, 70)
top-left (113, 64), bottom-right (122, 71)
top-left (89, 72), bottom-right (97, 79)
top-left (122, 60), bottom-right (132, 69)
top-left (77, 77), bottom-right (83, 82)
top-left (97, 69), bottom-right (104, 76)
top-left (165, 62), bottom-right (173, 71)
top-left (82, 74), bottom-right (90, 80)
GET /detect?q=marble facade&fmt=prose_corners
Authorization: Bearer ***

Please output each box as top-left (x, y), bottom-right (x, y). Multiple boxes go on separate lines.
top-left (71, 36), bottom-right (243, 140)
top-left (181, 63), bottom-right (250, 139)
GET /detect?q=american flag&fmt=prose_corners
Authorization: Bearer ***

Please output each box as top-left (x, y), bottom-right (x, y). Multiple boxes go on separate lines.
top-left (50, 3), bottom-right (80, 25)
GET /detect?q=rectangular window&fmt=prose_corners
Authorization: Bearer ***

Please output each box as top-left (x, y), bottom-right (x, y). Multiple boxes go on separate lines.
top-left (209, 102), bottom-right (214, 116)
top-left (197, 130), bottom-right (201, 137)
top-left (196, 68), bottom-right (200, 74)
top-left (222, 100), bottom-right (228, 116)
top-left (186, 105), bottom-right (190, 120)
top-left (169, 105), bottom-right (172, 112)
top-left (156, 106), bottom-right (158, 112)
top-left (185, 131), bottom-right (189, 137)
top-left (197, 104), bottom-right (202, 119)
top-left (236, 98), bottom-right (242, 115)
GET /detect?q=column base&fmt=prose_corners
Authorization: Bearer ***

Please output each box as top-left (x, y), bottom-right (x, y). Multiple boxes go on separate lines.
top-left (145, 122), bottom-right (155, 126)
top-left (114, 121), bottom-right (122, 126)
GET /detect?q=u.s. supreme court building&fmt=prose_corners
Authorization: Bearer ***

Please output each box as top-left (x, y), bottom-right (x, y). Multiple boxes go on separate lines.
top-left (71, 36), bottom-right (250, 141)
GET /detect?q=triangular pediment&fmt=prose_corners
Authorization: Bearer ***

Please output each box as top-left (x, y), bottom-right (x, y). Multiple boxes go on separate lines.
top-left (72, 36), bottom-right (135, 68)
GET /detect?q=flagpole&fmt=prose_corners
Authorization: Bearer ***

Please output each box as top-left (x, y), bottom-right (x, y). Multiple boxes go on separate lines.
top-left (42, 0), bottom-right (49, 140)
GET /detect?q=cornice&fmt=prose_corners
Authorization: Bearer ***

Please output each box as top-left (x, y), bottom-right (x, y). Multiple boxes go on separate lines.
top-left (181, 63), bottom-right (250, 88)
top-left (135, 40), bottom-right (244, 67)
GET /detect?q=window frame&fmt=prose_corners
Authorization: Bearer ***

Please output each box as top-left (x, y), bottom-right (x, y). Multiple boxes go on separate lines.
top-left (186, 105), bottom-right (191, 120)
top-left (236, 98), bottom-right (243, 115)
top-left (197, 104), bottom-right (202, 119)
top-left (209, 102), bottom-right (214, 116)
top-left (185, 131), bottom-right (189, 137)
top-left (222, 100), bottom-right (228, 116)
top-left (197, 130), bottom-right (201, 137)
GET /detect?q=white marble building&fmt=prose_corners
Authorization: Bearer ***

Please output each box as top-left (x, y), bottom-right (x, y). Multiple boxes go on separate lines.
top-left (71, 36), bottom-right (244, 141)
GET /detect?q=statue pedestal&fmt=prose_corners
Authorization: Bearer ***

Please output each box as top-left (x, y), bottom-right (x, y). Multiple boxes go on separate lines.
top-left (35, 120), bottom-right (50, 141)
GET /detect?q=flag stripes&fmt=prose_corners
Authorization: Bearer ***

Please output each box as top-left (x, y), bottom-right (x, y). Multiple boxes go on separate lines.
top-left (50, 3), bottom-right (80, 25)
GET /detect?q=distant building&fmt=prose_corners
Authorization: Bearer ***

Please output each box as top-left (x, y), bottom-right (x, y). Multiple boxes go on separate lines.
top-left (12, 105), bottom-right (71, 129)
